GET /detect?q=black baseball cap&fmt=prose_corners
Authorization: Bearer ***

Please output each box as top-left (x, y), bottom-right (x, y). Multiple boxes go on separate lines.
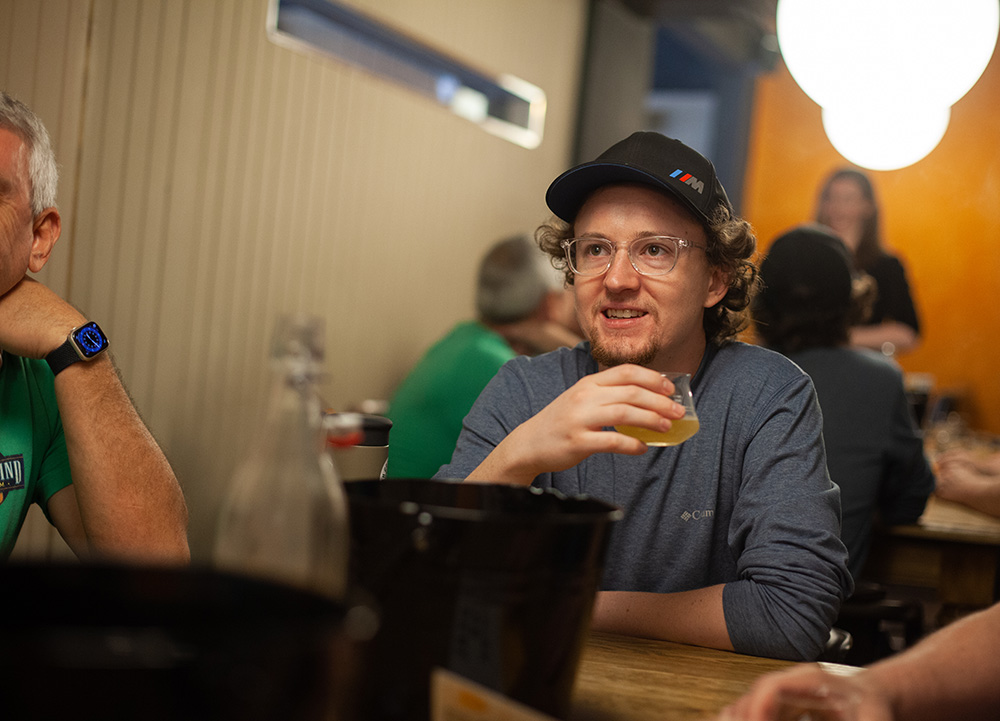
top-left (758, 224), bottom-right (854, 312)
top-left (545, 131), bottom-right (733, 226)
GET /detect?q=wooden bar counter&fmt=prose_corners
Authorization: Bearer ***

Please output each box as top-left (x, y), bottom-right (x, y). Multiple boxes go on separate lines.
top-left (570, 632), bottom-right (799, 721)
top-left (865, 495), bottom-right (1000, 610)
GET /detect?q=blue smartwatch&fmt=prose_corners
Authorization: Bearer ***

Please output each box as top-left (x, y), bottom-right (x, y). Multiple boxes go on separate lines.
top-left (45, 321), bottom-right (110, 376)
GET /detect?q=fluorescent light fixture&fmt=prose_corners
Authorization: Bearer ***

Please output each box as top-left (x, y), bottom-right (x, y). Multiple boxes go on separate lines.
top-left (450, 86), bottom-right (489, 123)
top-left (267, 0), bottom-right (546, 149)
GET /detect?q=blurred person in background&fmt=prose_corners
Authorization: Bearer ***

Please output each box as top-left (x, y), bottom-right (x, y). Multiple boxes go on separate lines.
top-left (815, 168), bottom-right (921, 356)
top-left (0, 90), bottom-right (188, 562)
top-left (386, 234), bottom-right (581, 479)
top-left (752, 224), bottom-right (934, 581)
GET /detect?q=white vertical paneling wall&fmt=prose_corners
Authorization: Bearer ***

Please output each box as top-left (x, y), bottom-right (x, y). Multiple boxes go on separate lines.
top-left (3, 0), bottom-right (587, 558)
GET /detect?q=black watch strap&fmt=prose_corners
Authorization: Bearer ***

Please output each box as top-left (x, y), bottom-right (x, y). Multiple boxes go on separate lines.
top-left (45, 340), bottom-right (84, 376)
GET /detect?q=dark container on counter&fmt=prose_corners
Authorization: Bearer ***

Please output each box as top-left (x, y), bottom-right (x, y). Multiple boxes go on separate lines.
top-left (344, 478), bottom-right (622, 721)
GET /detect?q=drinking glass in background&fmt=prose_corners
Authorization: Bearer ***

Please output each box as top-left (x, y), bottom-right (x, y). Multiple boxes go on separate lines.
top-left (903, 371), bottom-right (935, 429)
top-left (615, 372), bottom-right (699, 446)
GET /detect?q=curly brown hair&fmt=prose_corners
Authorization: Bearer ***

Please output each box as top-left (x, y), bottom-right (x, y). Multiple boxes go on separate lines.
top-left (536, 203), bottom-right (760, 346)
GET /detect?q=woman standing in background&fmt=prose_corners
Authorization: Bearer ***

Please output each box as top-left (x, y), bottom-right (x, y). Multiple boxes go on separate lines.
top-left (815, 168), bottom-right (921, 356)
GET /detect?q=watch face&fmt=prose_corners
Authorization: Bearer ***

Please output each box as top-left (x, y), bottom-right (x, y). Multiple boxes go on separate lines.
top-left (72, 322), bottom-right (109, 358)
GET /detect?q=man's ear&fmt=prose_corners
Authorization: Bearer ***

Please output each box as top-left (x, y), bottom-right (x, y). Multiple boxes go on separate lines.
top-left (28, 207), bottom-right (61, 273)
top-left (704, 266), bottom-right (729, 308)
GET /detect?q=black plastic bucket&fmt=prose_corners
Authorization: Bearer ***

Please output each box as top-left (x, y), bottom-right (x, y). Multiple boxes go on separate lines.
top-left (0, 563), bottom-right (376, 721)
top-left (344, 478), bottom-right (622, 721)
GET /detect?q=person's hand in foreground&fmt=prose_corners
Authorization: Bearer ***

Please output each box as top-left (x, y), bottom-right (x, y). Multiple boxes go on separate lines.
top-left (718, 602), bottom-right (1000, 721)
top-left (717, 663), bottom-right (888, 721)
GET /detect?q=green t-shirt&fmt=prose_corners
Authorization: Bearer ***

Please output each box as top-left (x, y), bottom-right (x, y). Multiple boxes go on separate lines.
top-left (0, 353), bottom-right (73, 558)
top-left (387, 321), bottom-right (515, 478)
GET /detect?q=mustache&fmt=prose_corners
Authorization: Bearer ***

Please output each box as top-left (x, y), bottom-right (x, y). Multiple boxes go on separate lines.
top-left (590, 297), bottom-right (654, 316)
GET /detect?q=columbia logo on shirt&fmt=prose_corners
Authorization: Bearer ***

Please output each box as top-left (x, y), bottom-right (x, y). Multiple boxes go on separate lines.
top-left (0, 454), bottom-right (26, 505)
top-left (680, 509), bottom-right (714, 521)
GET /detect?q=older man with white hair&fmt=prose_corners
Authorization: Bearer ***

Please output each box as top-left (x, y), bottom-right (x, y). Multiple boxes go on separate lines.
top-left (0, 89), bottom-right (189, 562)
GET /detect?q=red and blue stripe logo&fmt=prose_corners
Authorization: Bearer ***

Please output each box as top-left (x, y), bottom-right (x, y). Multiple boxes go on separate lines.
top-left (670, 168), bottom-right (705, 194)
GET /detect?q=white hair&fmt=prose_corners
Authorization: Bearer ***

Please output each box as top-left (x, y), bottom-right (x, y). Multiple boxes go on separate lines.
top-left (0, 90), bottom-right (59, 214)
top-left (476, 234), bottom-right (557, 324)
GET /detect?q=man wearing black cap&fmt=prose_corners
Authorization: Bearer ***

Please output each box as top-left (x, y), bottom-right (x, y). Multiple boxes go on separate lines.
top-left (437, 132), bottom-right (852, 661)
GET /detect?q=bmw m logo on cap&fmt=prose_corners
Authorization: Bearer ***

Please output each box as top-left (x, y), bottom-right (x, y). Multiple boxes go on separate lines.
top-left (670, 169), bottom-right (706, 194)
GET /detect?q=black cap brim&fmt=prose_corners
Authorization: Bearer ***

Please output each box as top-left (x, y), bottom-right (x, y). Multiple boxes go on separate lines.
top-left (544, 132), bottom-right (732, 227)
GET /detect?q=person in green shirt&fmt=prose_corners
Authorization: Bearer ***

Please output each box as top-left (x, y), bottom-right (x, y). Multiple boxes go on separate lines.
top-left (0, 90), bottom-right (189, 562)
top-left (387, 234), bottom-right (581, 478)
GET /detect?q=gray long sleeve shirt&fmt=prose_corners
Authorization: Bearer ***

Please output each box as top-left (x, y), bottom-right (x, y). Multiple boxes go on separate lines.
top-left (436, 341), bottom-right (853, 661)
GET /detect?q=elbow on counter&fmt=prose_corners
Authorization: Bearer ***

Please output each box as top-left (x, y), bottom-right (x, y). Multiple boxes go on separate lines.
top-left (721, 576), bottom-right (849, 661)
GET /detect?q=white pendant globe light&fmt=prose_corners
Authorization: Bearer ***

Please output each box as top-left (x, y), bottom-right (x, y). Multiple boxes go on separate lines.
top-left (778, 0), bottom-right (999, 110)
top-left (822, 104), bottom-right (951, 171)
top-left (777, 0), bottom-right (999, 169)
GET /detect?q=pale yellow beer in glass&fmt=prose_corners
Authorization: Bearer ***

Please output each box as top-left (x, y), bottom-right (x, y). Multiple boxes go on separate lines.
top-left (615, 373), bottom-right (699, 446)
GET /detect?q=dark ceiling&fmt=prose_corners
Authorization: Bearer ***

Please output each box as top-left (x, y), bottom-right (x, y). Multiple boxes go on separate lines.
top-left (619, 0), bottom-right (780, 68)
top-left (620, 0), bottom-right (778, 31)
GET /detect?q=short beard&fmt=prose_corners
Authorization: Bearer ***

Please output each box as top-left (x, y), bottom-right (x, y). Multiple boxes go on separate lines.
top-left (589, 336), bottom-right (659, 368)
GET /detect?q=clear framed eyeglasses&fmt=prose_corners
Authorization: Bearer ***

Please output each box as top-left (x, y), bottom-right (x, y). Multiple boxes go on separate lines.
top-left (561, 236), bottom-right (705, 277)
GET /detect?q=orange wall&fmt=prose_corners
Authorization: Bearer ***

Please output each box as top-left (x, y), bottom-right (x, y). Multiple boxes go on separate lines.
top-left (744, 51), bottom-right (1000, 435)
